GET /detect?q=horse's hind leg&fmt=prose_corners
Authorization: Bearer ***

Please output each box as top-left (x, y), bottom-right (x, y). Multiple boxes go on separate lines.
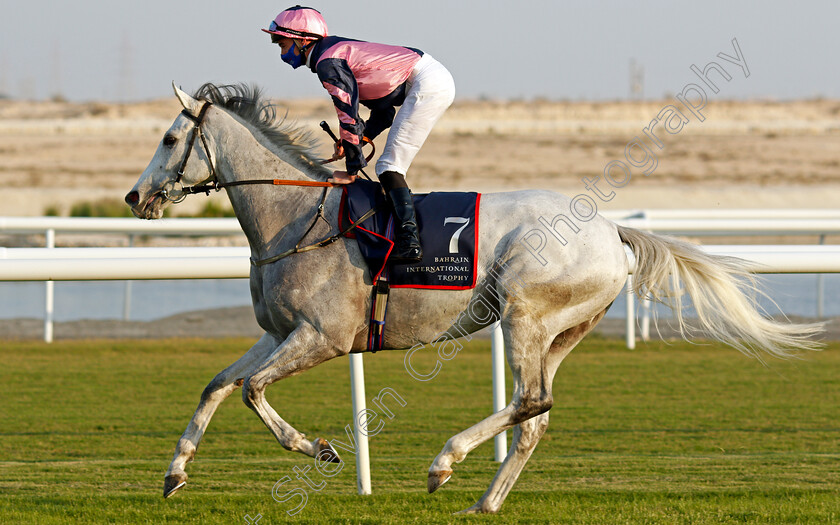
top-left (429, 309), bottom-right (608, 513)
top-left (427, 315), bottom-right (555, 493)
top-left (457, 412), bottom-right (550, 514)
top-left (456, 311), bottom-right (606, 514)
top-left (164, 333), bottom-right (277, 498)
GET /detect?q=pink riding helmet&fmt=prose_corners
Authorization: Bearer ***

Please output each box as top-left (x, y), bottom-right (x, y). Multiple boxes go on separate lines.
top-left (262, 6), bottom-right (328, 41)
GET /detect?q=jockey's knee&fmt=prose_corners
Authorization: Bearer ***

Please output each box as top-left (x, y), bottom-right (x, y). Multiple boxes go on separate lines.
top-left (379, 170), bottom-right (408, 192)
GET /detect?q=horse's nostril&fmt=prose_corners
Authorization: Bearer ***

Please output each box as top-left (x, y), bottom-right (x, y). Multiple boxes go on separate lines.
top-left (125, 191), bottom-right (139, 206)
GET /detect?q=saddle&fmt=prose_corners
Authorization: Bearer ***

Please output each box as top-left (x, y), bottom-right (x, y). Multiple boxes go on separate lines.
top-left (338, 179), bottom-right (481, 350)
top-left (339, 179), bottom-right (480, 288)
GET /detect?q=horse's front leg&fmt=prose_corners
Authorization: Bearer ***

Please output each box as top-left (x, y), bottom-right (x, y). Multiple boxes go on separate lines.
top-left (164, 333), bottom-right (278, 497)
top-left (241, 322), bottom-right (348, 460)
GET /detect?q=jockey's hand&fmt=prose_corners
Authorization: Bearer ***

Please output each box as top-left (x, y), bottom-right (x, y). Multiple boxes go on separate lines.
top-left (328, 170), bottom-right (357, 185)
top-left (332, 141), bottom-right (345, 160)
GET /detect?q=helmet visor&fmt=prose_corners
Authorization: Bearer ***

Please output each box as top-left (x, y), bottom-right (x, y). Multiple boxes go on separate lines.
top-left (265, 19), bottom-right (323, 40)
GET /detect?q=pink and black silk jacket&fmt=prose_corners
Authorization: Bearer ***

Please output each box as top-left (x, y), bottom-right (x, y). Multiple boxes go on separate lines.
top-left (308, 36), bottom-right (423, 175)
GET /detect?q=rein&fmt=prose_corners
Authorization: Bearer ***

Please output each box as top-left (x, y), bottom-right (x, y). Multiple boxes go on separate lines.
top-left (183, 177), bottom-right (334, 197)
top-left (167, 101), bottom-right (378, 267)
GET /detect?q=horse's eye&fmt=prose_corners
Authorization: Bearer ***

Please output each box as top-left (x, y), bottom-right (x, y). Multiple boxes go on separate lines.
top-left (163, 135), bottom-right (177, 147)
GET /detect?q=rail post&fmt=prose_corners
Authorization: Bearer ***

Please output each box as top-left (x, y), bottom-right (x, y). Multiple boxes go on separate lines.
top-left (44, 228), bottom-right (55, 343)
top-left (625, 275), bottom-right (635, 349)
top-left (491, 321), bottom-right (508, 462)
top-left (817, 234), bottom-right (826, 318)
top-left (123, 234), bottom-right (134, 320)
top-left (349, 353), bottom-right (372, 495)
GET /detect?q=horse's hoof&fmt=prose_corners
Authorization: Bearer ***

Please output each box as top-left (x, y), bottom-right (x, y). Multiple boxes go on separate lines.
top-left (163, 473), bottom-right (187, 498)
top-left (427, 470), bottom-right (452, 493)
top-left (315, 437), bottom-right (342, 464)
top-left (455, 502), bottom-right (496, 515)
top-left (454, 504), bottom-right (481, 515)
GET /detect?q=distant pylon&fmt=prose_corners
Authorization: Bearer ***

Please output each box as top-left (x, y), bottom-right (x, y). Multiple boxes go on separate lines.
top-left (629, 59), bottom-right (644, 100)
top-left (51, 40), bottom-right (63, 100)
top-left (0, 52), bottom-right (8, 97)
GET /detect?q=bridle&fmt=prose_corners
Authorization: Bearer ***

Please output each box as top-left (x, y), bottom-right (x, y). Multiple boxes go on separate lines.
top-left (162, 101), bottom-right (336, 203)
top-left (164, 101), bottom-right (377, 266)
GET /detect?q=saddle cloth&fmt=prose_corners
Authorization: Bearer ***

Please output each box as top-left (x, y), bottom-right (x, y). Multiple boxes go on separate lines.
top-left (339, 179), bottom-right (480, 290)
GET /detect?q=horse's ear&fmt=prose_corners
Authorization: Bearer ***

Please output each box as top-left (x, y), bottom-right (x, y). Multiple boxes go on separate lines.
top-left (172, 81), bottom-right (202, 114)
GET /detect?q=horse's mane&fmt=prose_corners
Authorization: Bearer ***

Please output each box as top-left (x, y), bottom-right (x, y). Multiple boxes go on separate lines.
top-left (193, 83), bottom-right (331, 178)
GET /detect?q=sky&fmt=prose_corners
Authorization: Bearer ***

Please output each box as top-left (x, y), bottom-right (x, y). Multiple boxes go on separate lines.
top-left (2, 0), bottom-right (840, 102)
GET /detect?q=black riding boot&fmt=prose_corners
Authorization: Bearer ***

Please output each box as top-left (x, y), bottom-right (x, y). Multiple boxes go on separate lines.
top-left (380, 171), bottom-right (422, 264)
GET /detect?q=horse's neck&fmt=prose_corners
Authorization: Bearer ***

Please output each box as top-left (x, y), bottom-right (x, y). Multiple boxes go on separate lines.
top-left (213, 126), bottom-right (327, 256)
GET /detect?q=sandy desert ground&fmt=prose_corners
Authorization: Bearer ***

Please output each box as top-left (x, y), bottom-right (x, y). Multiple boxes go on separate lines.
top-left (2, 96), bottom-right (840, 219)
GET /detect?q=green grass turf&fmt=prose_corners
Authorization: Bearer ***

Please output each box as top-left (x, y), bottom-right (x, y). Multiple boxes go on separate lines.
top-left (1, 336), bottom-right (838, 524)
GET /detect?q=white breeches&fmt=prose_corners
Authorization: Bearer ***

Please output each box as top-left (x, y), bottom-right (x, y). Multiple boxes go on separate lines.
top-left (375, 54), bottom-right (456, 177)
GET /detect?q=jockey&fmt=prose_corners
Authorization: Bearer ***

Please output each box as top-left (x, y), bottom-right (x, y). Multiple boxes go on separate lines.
top-left (263, 5), bottom-right (456, 263)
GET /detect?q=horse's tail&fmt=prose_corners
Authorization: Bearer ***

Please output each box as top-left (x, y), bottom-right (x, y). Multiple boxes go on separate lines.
top-left (616, 225), bottom-right (824, 360)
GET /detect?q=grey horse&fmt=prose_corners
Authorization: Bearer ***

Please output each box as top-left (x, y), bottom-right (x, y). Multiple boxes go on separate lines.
top-left (125, 83), bottom-right (822, 514)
